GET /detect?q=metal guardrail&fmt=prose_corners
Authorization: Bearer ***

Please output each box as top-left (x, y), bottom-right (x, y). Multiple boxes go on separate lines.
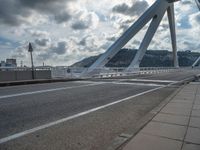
top-left (89, 67), bottom-right (179, 78)
top-left (51, 66), bottom-right (182, 79)
top-left (1, 66), bottom-right (196, 79)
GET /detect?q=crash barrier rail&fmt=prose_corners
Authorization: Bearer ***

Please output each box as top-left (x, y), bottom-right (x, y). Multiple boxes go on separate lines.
top-left (1, 66), bottom-right (196, 80)
top-left (51, 66), bottom-right (183, 78)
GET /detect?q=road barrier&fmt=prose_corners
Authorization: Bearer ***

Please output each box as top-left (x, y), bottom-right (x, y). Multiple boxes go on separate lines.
top-left (1, 66), bottom-right (195, 82)
top-left (0, 67), bottom-right (51, 82)
top-left (51, 66), bottom-right (182, 79)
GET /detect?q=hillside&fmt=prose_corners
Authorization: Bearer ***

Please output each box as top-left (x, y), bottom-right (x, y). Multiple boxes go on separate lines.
top-left (72, 49), bottom-right (200, 67)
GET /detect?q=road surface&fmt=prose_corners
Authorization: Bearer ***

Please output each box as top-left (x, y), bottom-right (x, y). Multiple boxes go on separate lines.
top-left (0, 69), bottom-right (200, 150)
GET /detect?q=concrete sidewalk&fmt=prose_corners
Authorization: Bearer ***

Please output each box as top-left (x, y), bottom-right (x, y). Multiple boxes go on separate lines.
top-left (123, 82), bottom-right (200, 150)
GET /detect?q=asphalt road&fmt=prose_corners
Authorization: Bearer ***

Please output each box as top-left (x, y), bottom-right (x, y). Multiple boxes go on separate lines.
top-left (0, 69), bottom-right (200, 150)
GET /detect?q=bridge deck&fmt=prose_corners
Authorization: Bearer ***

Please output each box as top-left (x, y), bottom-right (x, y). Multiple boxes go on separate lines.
top-left (0, 69), bottom-right (200, 150)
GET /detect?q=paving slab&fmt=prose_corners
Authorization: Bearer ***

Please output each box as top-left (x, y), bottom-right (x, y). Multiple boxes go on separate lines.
top-left (191, 110), bottom-right (200, 117)
top-left (153, 113), bottom-right (189, 126)
top-left (123, 133), bottom-right (182, 150)
top-left (161, 106), bottom-right (191, 116)
top-left (174, 96), bottom-right (195, 100)
top-left (172, 97), bottom-right (194, 101)
top-left (182, 143), bottom-right (200, 150)
top-left (189, 117), bottom-right (200, 128)
top-left (195, 98), bottom-right (200, 101)
top-left (194, 101), bottom-right (200, 105)
top-left (185, 127), bottom-right (200, 144)
top-left (140, 122), bottom-right (187, 140)
top-left (166, 102), bottom-right (193, 109)
top-left (170, 100), bottom-right (193, 104)
top-left (195, 96), bottom-right (200, 100)
top-left (193, 104), bottom-right (200, 110)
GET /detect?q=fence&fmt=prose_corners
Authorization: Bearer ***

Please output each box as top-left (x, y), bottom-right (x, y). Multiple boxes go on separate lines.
top-left (0, 67), bottom-right (51, 82)
top-left (0, 66), bottom-right (194, 81)
top-left (51, 66), bottom-right (181, 78)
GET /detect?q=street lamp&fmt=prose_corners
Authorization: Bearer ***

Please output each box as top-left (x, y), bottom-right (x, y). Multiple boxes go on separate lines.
top-left (28, 42), bottom-right (35, 79)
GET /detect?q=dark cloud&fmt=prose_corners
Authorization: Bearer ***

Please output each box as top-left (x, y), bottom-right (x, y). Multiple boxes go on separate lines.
top-left (79, 36), bottom-right (91, 46)
top-left (100, 42), bottom-right (111, 50)
top-left (107, 36), bottom-right (117, 42)
top-left (112, 1), bottom-right (149, 16)
top-left (194, 13), bottom-right (200, 23)
top-left (37, 53), bottom-right (51, 61)
top-left (71, 21), bottom-right (89, 30)
top-left (0, 0), bottom-right (73, 26)
top-left (51, 41), bottom-right (67, 55)
top-left (71, 12), bottom-right (99, 30)
top-left (54, 11), bottom-right (71, 24)
top-left (0, 0), bottom-right (29, 26)
top-left (35, 38), bottom-right (50, 47)
top-left (181, 1), bottom-right (193, 5)
top-left (182, 40), bottom-right (200, 51)
top-left (79, 38), bottom-right (87, 46)
top-left (118, 19), bottom-right (136, 32)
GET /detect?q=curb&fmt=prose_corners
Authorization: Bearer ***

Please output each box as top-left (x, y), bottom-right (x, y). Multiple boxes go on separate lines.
top-left (0, 78), bottom-right (84, 87)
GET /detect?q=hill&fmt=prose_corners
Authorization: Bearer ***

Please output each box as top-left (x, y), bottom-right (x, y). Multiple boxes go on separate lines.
top-left (72, 49), bottom-right (200, 67)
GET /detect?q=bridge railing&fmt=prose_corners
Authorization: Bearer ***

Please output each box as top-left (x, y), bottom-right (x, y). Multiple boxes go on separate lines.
top-left (0, 66), bottom-right (52, 82)
top-left (50, 66), bottom-right (181, 79)
top-left (0, 66), bottom-right (52, 71)
top-left (0, 66), bottom-right (194, 80)
top-left (89, 67), bottom-right (179, 78)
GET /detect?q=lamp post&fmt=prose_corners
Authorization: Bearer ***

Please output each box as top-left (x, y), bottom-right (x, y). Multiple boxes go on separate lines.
top-left (28, 42), bottom-right (35, 79)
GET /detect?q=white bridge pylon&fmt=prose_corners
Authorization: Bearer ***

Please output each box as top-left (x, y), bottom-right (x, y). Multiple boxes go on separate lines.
top-left (83, 0), bottom-right (180, 76)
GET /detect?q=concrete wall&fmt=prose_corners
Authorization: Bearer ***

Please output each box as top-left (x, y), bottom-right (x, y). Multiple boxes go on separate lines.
top-left (0, 70), bottom-right (51, 82)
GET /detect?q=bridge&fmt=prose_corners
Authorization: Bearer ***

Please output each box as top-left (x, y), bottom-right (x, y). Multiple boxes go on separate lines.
top-left (0, 0), bottom-right (200, 150)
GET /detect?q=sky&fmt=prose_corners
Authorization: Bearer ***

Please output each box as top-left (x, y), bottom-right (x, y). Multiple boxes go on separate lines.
top-left (0, 0), bottom-right (199, 66)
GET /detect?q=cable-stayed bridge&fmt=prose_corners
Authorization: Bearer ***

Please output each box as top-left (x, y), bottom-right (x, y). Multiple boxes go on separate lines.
top-left (0, 0), bottom-right (200, 150)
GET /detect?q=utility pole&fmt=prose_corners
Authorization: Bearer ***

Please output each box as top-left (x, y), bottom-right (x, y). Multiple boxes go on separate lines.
top-left (28, 42), bottom-right (35, 79)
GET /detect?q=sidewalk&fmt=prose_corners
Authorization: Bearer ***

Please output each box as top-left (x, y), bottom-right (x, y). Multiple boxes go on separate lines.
top-left (123, 82), bottom-right (200, 150)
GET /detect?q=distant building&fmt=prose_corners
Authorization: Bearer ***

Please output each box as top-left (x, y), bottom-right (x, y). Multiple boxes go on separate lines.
top-left (0, 61), bottom-right (6, 67)
top-left (6, 59), bottom-right (17, 67)
top-left (0, 59), bottom-right (17, 68)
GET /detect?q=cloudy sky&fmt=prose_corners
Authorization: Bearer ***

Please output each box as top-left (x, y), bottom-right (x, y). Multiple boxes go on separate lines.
top-left (0, 0), bottom-right (199, 66)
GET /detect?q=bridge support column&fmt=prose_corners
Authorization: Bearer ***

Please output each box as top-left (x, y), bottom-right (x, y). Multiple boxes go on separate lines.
top-left (127, 2), bottom-right (179, 71)
top-left (82, 0), bottom-right (180, 77)
top-left (127, 2), bottom-right (168, 71)
top-left (167, 4), bottom-right (179, 68)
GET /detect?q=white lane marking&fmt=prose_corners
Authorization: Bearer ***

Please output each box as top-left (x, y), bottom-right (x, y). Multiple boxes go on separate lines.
top-left (75, 81), bottom-right (109, 84)
top-left (111, 82), bottom-right (163, 87)
top-left (76, 80), bottom-right (163, 87)
top-left (0, 83), bottom-right (172, 144)
top-left (121, 79), bottom-right (176, 83)
top-left (0, 83), bottom-right (104, 100)
top-left (0, 76), bottom-right (190, 144)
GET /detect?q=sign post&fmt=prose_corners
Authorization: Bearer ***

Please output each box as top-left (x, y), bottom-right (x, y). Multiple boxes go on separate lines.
top-left (28, 42), bottom-right (35, 79)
